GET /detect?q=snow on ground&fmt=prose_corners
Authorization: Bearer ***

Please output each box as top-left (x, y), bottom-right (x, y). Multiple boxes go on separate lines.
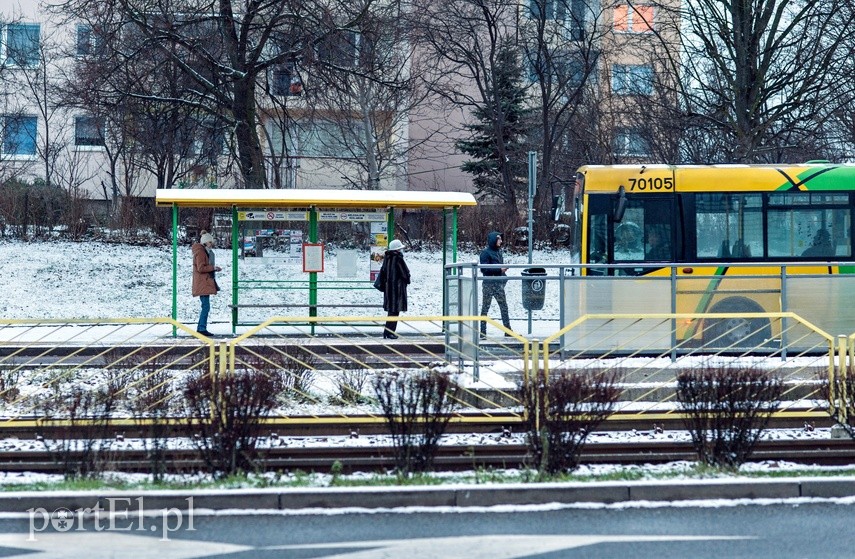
top-left (0, 239), bottom-right (850, 486)
top-left (0, 427), bottom-right (843, 489)
top-left (0, 239), bottom-right (562, 331)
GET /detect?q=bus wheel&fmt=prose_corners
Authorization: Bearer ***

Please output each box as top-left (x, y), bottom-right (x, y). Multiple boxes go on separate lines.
top-left (703, 297), bottom-right (771, 349)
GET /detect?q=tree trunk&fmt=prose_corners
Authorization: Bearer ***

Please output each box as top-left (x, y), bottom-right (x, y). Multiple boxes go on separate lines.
top-left (233, 78), bottom-right (267, 189)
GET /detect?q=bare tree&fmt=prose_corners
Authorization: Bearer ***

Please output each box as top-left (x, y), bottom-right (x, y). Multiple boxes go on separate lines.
top-left (54, 0), bottom-right (378, 189)
top-left (75, 33), bottom-right (226, 186)
top-left (303, 0), bottom-right (427, 190)
top-left (414, 0), bottom-right (528, 208)
top-left (520, 0), bottom-right (615, 232)
top-left (663, 0), bottom-right (855, 162)
top-left (257, 63), bottom-right (301, 189)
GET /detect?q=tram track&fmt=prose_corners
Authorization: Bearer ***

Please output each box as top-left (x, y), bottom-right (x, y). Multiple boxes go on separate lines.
top-left (0, 339), bottom-right (847, 475)
top-left (3, 434), bottom-right (853, 474)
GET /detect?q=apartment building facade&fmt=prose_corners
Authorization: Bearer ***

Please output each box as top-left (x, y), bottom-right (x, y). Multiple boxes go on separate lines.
top-left (0, 0), bottom-right (677, 210)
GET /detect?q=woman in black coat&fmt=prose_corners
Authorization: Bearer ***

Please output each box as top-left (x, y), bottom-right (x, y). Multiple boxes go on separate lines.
top-left (376, 239), bottom-right (411, 339)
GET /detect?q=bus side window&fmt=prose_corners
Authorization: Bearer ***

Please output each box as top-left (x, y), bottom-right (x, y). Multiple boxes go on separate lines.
top-left (718, 240), bottom-right (731, 258)
top-left (801, 228), bottom-right (834, 257)
top-left (732, 240), bottom-right (751, 258)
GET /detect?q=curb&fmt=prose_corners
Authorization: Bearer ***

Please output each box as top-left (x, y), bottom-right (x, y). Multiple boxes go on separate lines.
top-left (2, 477), bottom-right (855, 513)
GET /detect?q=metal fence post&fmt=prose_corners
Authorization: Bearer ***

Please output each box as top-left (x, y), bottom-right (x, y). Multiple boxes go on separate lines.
top-left (781, 266), bottom-right (788, 361)
top-left (559, 267), bottom-right (566, 360)
top-left (471, 262), bottom-right (480, 382)
top-left (670, 266), bottom-right (677, 362)
top-left (531, 338), bottom-right (540, 380)
top-left (219, 341), bottom-right (228, 378)
top-left (529, 338), bottom-right (540, 435)
top-left (838, 335), bottom-right (849, 427)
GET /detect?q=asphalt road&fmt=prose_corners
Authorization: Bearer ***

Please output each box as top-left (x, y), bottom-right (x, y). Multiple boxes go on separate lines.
top-left (0, 498), bottom-right (853, 558)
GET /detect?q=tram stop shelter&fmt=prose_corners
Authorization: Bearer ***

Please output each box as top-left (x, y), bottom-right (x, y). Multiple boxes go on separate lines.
top-left (155, 188), bottom-right (477, 333)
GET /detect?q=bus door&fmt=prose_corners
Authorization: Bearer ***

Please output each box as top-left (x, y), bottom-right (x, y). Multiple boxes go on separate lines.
top-left (580, 192), bottom-right (678, 348)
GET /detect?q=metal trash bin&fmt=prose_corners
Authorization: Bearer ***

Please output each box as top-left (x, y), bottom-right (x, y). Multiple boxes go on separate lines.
top-left (521, 267), bottom-right (547, 311)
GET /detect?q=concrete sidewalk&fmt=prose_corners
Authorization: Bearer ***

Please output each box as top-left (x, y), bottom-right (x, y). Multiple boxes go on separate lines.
top-left (3, 477), bottom-right (855, 513)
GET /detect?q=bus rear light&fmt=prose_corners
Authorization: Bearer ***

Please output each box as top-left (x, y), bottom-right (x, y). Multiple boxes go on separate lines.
top-left (682, 268), bottom-right (694, 274)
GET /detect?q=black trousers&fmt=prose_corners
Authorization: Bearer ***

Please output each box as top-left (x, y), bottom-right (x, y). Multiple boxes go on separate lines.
top-left (385, 311), bottom-right (400, 333)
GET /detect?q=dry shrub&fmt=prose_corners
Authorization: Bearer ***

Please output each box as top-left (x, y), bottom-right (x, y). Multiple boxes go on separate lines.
top-left (182, 369), bottom-right (284, 477)
top-left (235, 345), bottom-right (318, 403)
top-left (126, 369), bottom-right (176, 481)
top-left (0, 367), bottom-right (20, 403)
top-left (820, 368), bottom-right (855, 438)
top-left (333, 360), bottom-right (371, 405)
top-left (676, 365), bottom-right (783, 469)
top-left (37, 386), bottom-right (117, 479)
top-left (457, 204), bottom-right (522, 249)
top-left (372, 369), bottom-right (457, 475)
top-left (521, 369), bottom-right (622, 475)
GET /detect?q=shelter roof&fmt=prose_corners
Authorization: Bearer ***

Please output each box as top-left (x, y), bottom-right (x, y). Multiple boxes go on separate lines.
top-left (156, 188), bottom-right (477, 209)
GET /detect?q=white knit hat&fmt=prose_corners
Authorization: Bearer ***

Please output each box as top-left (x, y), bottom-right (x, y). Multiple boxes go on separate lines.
top-left (200, 232), bottom-right (214, 245)
top-left (388, 239), bottom-right (404, 251)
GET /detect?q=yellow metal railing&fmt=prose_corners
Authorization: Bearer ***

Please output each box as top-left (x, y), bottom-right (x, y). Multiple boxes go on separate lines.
top-left (540, 312), bottom-right (836, 422)
top-left (0, 313), bottom-right (850, 429)
top-left (0, 318), bottom-right (215, 428)
top-left (224, 315), bottom-right (529, 425)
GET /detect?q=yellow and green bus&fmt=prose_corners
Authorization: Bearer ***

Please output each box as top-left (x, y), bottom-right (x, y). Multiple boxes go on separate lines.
top-left (574, 163), bottom-right (855, 346)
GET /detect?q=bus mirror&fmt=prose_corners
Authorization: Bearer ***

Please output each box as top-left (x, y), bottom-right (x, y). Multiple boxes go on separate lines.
top-left (552, 194), bottom-right (565, 221)
top-left (614, 185), bottom-right (628, 223)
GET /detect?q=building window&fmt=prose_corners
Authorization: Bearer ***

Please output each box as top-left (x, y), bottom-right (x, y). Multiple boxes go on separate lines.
top-left (301, 122), bottom-right (347, 158)
top-left (269, 120), bottom-right (364, 159)
top-left (529, 0), bottom-right (581, 20)
top-left (316, 31), bottom-right (358, 67)
top-left (614, 5), bottom-right (655, 32)
top-left (74, 116), bottom-right (105, 147)
top-left (268, 121), bottom-right (297, 155)
top-left (528, 54), bottom-right (585, 87)
top-left (612, 64), bottom-right (654, 95)
top-left (5, 23), bottom-right (40, 67)
top-left (614, 127), bottom-right (648, 157)
top-left (76, 24), bottom-right (104, 57)
top-left (195, 122), bottom-right (225, 164)
top-left (2, 115), bottom-right (37, 155)
top-left (271, 65), bottom-right (303, 96)
top-left (529, 0), bottom-right (586, 37)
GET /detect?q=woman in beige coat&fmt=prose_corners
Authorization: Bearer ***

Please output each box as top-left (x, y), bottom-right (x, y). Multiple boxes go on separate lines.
top-left (192, 231), bottom-right (221, 336)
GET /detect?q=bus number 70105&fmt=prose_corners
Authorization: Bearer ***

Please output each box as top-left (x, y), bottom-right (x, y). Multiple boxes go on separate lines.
top-left (628, 177), bottom-right (674, 191)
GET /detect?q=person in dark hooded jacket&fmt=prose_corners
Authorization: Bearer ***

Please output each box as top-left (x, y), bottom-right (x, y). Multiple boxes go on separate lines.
top-left (479, 231), bottom-right (512, 336)
top-left (375, 239), bottom-right (411, 339)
